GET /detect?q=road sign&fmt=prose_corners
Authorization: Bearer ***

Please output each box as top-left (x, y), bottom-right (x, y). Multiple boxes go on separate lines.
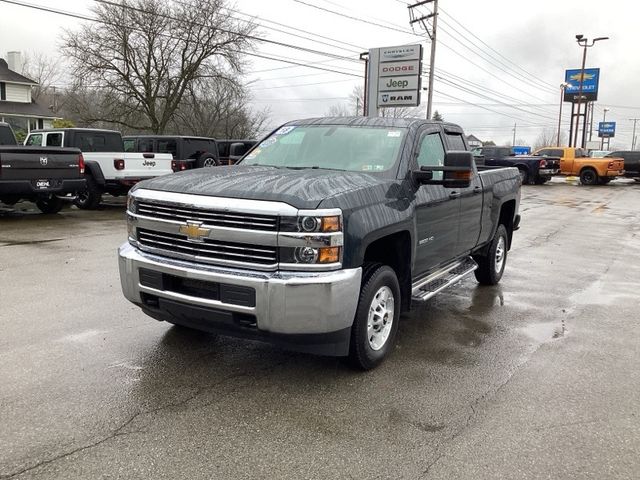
top-left (564, 68), bottom-right (600, 102)
top-left (366, 43), bottom-right (423, 112)
top-left (598, 121), bottom-right (616, 138)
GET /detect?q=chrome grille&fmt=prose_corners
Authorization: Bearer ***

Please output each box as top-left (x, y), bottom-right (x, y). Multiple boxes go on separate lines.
top-left (136, 201), bottom-right (278, 231)
top-left (137, 228), bottom-right (278, 267)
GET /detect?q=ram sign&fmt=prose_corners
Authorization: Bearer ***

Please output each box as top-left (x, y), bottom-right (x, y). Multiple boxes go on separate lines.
top-left (366, 43), bottom-right (423, 112)
top-left (564, 68), bottom-right (600, 102)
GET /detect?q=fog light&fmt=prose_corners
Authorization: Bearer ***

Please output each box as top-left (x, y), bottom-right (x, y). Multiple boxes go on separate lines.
top-left (318, 247), bottom-right (340, 263)
top-left (295, 246), bottom-right (318, 263)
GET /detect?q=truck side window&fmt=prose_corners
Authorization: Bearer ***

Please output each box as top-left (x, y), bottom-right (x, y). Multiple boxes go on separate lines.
top-left (445, 132), bottom-right (466, 150)
top-left (123, 139), bottom-right (135, 152)
top-left (46, 133), bottom-right (62, 147)
top-left (417, 133), bottom-right (445, 180)
top-left (25, 133), bottom-right (43, 146)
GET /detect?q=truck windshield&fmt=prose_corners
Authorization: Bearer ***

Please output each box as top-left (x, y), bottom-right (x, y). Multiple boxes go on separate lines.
top-left (241, 125), bottom-right (407, 172)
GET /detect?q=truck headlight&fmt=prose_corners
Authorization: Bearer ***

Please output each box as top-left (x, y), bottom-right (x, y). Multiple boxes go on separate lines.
top-left (281, 214), bottom-right (342, 233)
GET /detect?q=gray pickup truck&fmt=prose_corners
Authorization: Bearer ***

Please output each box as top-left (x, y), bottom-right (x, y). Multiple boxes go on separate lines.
top-left (119, 117), bottom-right (521, 369)
top-left (0, 123), bottom-right (85, 213)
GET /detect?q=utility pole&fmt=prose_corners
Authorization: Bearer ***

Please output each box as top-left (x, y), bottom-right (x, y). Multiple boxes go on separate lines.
top-left (572, 35), bottom-right (608, 148)
top-left (512, 123), bottom-right (516, 146)
top-left (600, 108), bottom-right (609, 150)
top-left (630, 118), bottom-right (640, 150)
top-left (408, 0), bottom-right (438, 119)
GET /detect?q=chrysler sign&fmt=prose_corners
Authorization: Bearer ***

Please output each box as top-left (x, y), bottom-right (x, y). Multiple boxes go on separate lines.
top-left (366, 43), bottom-right (423, 112)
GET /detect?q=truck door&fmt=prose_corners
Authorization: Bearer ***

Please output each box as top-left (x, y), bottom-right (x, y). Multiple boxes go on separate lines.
top-left (413, 128), bottom-right (460, 275)
top-left (444, 131), bottom-right (483, 253)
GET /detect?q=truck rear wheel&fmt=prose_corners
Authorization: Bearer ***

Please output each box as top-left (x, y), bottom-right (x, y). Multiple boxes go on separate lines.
top-left (348, 263), bottom-right (401, 370)
top-left (474, 224), bottom-right (508, 285)
top-left (579, 168), bottom-right (599, 186)
top-left (74, 175), bottom-right (102, 210)
top-left (36, 195), bottom-right (64, 214)
top-left (518, 168), bottom-right (529, 185)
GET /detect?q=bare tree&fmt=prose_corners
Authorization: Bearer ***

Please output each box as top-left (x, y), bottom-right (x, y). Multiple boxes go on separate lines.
top-left (62, 0), bottom-right (255, 133)
top-left (172, 78), bottom-right (269, 138)
top-left (324, 102), bottom-right (352, 117)
top-left (21, 52), bottom-right (63, 102)
top-left (534, 128), bottom-right (566, 150)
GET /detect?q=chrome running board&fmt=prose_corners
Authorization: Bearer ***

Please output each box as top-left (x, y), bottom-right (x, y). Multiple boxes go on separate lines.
top-left (411, 256), bottom-right (478, 303)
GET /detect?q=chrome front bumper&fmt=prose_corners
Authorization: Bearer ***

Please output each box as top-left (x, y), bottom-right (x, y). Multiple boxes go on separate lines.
top-left (118, 242), bottom-right (362, 336)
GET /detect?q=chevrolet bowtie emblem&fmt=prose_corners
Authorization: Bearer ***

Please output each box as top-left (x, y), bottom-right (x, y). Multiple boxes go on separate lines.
top-left (179, 221), bottom-right (210, 241)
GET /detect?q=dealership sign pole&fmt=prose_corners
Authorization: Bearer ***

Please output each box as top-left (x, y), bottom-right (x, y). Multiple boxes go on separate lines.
top-left (365, 44), bottom-right (423, 117)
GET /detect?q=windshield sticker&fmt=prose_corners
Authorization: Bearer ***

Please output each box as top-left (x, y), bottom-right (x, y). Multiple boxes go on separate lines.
top-left (275, 126), bottom-right (296, 135)
top-left (260, 137), bottom-right (277, 148)
top-left (373, 165), bottom-right (385, 171)
top-left (387, 131), bottom-right (401, 137)
top-left (362, 165), bottom-right (373, 171)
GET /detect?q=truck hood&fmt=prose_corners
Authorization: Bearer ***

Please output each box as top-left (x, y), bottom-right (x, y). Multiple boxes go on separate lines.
top-left (134, 165), bottom-right (393, 210)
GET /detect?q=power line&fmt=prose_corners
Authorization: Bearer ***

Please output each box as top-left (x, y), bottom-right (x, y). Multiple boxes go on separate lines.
top-left (0, 0), bottom-right (363, 79)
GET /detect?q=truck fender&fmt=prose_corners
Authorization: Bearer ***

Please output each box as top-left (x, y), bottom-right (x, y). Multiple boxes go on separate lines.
top-left (84, 161), bottom-right (106, 186)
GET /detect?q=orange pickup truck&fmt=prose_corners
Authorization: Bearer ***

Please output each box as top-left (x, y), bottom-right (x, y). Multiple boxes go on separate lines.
top-left (533, 147), bottom-right (624, 185)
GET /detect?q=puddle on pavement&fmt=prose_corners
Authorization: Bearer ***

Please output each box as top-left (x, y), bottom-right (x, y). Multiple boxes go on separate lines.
top-left (519, 320), bottom-right (567, 343)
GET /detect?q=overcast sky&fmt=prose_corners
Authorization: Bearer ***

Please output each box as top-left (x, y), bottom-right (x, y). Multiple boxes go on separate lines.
top-left (1, 0), bottom-right (637, 147)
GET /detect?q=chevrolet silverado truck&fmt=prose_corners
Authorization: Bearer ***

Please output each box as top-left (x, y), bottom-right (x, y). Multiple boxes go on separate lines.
top-left (476, 145), bottom-right (560, 184)
top-left (25, 128), bottom-right (173, 209)
top-left (0, 122), bottom-right (85, 214)
top-left (118, 118), bottom-right (521, 369)
top-left (534, 146), bottom-right (624, 185)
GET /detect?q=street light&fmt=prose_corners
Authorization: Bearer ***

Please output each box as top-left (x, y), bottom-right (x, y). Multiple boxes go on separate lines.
top-left (558, 82), bottom-right (572, 146)
top-left (573, 35), bottom-right (609, 148)
top-left (600, 108), bottom-right (609, 150)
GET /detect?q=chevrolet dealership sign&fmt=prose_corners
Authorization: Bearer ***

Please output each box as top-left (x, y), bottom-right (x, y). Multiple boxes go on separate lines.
top-left (366, 44), bottom-right (423, 113)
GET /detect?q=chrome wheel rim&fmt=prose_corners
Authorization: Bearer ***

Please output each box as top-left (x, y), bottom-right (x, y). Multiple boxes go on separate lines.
top-left (367, 286), bottom-right (395, 351)
top-left (202, 158), bottom-right (216, 167)
top-left (495, 236), bottom-right (506, 273)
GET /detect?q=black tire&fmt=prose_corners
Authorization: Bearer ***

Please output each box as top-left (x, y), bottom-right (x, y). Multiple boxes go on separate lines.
top-left (36, 195), bottom-right (64, 214)
top-left (473, 224), bottom-right (508, 285)
top-left (348, 263), bottom-right (401, 370)
top-left (196, 155), bottom-right (219, 168)
top-left (534, 176), bottom-right (550, 185)
top-left (579, 168), bottom-right (599, 186)
top-left (74, 175), bottom-right (102, 210)
top-left (518, 168), bottom-right (529, 185)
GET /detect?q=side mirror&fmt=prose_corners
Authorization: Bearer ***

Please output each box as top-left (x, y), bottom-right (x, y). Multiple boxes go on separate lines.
top-left (229, 142), bottom-right (246, 157)
top-left (413, 151), bottom-right (474, 188)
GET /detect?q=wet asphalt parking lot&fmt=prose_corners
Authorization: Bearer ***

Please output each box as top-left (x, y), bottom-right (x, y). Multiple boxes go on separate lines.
top-left (1, 178), bottom-right (639, 480)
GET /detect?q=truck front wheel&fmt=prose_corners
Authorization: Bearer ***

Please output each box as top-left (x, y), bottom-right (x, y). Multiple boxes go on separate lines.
top-left (474, 224), bottom-right (508, 285)
top-left (36, 195), bottom-right (63, 214)
top-left (74, 175), bottom-right (103, 210)
top-left (579, 168), bottom-right (599, 186)
top-left (348, 263), bottom-right (401, 370)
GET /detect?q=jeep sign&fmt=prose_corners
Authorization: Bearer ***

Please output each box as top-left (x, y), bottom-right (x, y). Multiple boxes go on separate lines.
top-left (378, 75), bottom-right (419, 92)
top-left (366, 43), bottom-right (423, 111)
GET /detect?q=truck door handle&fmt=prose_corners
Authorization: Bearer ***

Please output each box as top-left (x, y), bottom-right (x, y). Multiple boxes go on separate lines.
top-left (449, 191), bottom-right (460, 198)
top-left (473, 186), bottom-right (482, 194)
